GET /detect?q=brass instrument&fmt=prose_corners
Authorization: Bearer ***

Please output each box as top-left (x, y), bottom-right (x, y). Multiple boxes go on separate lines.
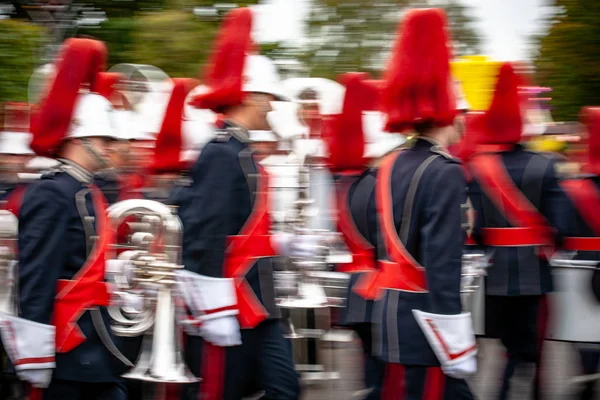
top-left (106, 199), bottom-right (197, 384)
top-left (0, 208), bottom-right (18, 316)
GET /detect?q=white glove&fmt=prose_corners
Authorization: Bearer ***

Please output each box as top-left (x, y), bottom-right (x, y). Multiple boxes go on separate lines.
top-left (19, 369), bottom-right (53, 389)
top-left (0, 312), bottom-right (56, 388)
top-left (442, 354), bottom-right (477, 379)
top-left (176, 271), bottom-right (241, 346)
top-left (271, 231), bottom-right (324, 258)
top-left (412, 310), bottom-right (477, 378)
top-left (200, 316), bottom-right (242, 347)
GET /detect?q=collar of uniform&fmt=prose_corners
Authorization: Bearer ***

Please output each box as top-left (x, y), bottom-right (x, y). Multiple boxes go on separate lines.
top-left (224, 120), bottom-right (251, 144)
top-left (95, 167), bottom-right (121, 181)
top-left (57, 158), bottom-right (94, 185)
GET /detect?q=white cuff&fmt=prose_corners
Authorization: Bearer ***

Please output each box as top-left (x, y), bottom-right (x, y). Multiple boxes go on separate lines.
top-left (0, 312), bottom-right (56, 372)
top-left (176, 270), bottom-right (238, 320)
top-left (412, 310), bottom-right (477, 367)
top-left (271, 231), bottom-right (294, 256)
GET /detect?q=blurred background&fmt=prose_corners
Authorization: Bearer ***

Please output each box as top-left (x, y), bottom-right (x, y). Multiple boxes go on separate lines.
top-left (0, 0), bottom-right (598, 162)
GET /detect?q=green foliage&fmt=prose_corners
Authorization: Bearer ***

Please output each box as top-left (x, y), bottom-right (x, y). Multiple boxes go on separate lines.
top-left (302, 0), bottom-right (482, 80)
top-left (130, 10), bottom-right (213, 78)
top-left (535, 1), bottom-right (600, 121)
top-left (0, 20), bottom-right (46, 103)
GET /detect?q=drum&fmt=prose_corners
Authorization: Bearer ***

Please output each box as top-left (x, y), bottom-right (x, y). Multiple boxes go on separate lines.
top-left (460, 252), bottom-right (488, 336)
top-left (305, 271), bottom-right (350, 307)
top-left (547, 258), bottom-right (600, 343)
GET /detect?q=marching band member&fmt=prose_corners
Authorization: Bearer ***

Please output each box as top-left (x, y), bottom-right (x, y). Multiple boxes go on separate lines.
top-left (0, 101), bottom-right (33, 400)
top-left (11, 38), bottom-right (132, 399)
top-left (0, 103), bottom-right (34, 209)
top-left (145, 78), bottom-right (199, 204)
top-left (176, 8), bottom-right (307, 400)
top-left (368, 8), bottom-right (477, 398)
top-left (93, 72), bottom-right (136, 205)
top-left (325, 73), bottom-right (386, 400)
top-left (561, 107), bottom-right (600, 400)
top-left (466, 63), bottom-right (567, 399)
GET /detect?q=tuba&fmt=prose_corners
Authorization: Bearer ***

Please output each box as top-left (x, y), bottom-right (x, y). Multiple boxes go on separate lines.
top-left (106, 199), bottom-right (197, 384)
top-left (0, 208), bottom-right (18, 316)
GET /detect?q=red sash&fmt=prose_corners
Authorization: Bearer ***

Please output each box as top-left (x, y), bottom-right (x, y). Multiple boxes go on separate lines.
top-left (3, 185), bottom-right (26, 218)
top-left (335, 177), bottom-right (376, 274)
top-left (222, 166), bottom-right (275, 329)
top-left (561, 178), bottom-right (600, 251)
top-left (469, 153), bottom-right (554, 250)
top-left (334, 176), bottom-right (377, 299)
top-left (355, 152), bottom-right (428, 299)
top-left (51, 186), bottom-right (113, 353)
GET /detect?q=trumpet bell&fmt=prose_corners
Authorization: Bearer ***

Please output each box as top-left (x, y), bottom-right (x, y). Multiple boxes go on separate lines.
top-left (123, 287), bottom-right (198, 383)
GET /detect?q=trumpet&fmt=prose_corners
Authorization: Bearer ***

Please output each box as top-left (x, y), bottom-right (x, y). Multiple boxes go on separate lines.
top-left (106, 199), bottom-right (197, 384)
top-left (0, 208), bottom-right (18, 316)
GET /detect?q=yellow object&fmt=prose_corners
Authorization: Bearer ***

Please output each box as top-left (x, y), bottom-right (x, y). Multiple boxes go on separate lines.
top-left (526, 136), bottom-right (566, 153)
top-left (451, 56), bottom-right (502, 111)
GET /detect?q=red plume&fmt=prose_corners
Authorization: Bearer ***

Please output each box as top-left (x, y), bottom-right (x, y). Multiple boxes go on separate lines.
top-left (95, 72), bottom-right (132, 110)
top-left (326, 73), bottom-right (380, 173)
top-left (581, 107), bottom-right (600, 175)
top-left (190, 8), bottom-right (253, 112)
top-left (30, 38), bottom-right (107, 157)
top-left (482, 63), bottom-right (523, 144)
top-left (150, 78), bottom-right (199, 173)
top-left (382, 8), bottom-right (455, 133)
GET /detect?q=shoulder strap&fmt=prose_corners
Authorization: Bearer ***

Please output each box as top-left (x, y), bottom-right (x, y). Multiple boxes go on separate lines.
top-left (375, 152), bottom-right (429, 292)
top-left (562, 178), bottom-right (600, 237)
top-left (400, 155), bottom-right (439, 243)
top-left (238, 147), bottom-right (258, 208)
top-left (470, 153), bottom-right (553, 247)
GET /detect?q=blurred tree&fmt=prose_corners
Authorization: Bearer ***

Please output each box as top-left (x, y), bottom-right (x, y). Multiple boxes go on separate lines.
top-left (302, 0), bottom-right (482, 80)
top-left (534, 0), bottom-right (600, 121)
top-left (0, 19), bottom-right (45, 103)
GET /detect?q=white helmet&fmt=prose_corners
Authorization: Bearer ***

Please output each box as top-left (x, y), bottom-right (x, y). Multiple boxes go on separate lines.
top-left (181, 84), bottom-right (217, 161)
top-left (267, 101), bottom-right (307, 140)
top-left (0, 103), bottom-right (33, 155)
top-left (66, 93), bottom-right (119, 140)
top-left (242, 55), bottom-right (289, 101)
top-left (0, 132), bottom-right (33, 155)
top-left (281, 78), bottom-right (345, 115)
top-left (363, 111), bottom-right (406, 159)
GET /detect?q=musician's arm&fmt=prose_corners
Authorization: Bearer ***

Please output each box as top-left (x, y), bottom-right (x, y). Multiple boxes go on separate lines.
top-left (18, 181), bottom-right (68, 324)
top-left (422, 163), bottom-right (465, 315)
top-left (180, 142), bottom-right (244, 278)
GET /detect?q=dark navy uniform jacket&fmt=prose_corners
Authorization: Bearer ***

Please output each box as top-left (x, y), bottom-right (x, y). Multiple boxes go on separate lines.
top-left (176, 122), bottom-right (280, 321)
top-left (18, 159), bottom-right (129, 382)
top-left (94, 168), bottom-right (121, 205)
top-left (335, 170), bottom-right (379, 326)
top-left (467, 145), bottom-right (568, 296)
top-left (563, 174), bottom-right (600, 262)
top-left (373, 138), bottom-right (466, 365)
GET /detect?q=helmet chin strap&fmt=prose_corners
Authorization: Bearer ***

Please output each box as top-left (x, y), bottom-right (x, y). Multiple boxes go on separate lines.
top-left (81, 138), bottom-right (111, 170)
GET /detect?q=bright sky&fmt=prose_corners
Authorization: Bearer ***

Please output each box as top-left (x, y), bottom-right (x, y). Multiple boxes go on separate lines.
top-left (254, 0), bottom-right (553, 61)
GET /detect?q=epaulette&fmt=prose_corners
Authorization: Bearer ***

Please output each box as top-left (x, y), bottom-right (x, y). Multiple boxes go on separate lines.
top-left (430, 145), bottom-right (460, 163)
top-left (214, 128), bottom-right (231, 142)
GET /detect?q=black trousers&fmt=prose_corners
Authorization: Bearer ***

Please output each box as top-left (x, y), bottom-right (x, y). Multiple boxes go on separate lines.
top-left (485, 295), bottom-right (547, 400)
top-left (353, 323), bottom-right (385, 400)
top-left (34, 379), bottom-right (126, 400)
top-left (181, 319), bottom-right (300, 400)
top-left (381, 364), bottom-right (473, 400)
